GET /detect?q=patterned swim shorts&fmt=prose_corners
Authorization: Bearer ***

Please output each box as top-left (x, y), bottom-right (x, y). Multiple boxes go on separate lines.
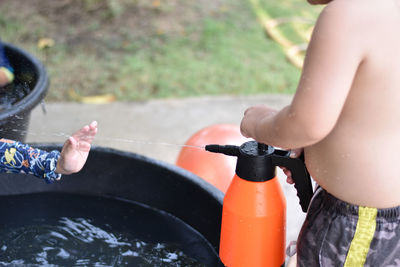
top-left (297, 187), bottom-right (400, 267)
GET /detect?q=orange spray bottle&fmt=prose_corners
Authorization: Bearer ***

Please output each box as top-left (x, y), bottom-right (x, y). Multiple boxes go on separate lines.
top-left (206, 141), bottom-right (313, 267)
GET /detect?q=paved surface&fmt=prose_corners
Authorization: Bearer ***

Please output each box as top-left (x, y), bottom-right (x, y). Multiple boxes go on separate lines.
top-left (26, 94), bottom-right (306, 248)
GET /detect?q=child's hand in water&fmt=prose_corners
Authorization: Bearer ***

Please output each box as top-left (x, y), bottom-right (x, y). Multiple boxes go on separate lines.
top-left (56, 121), bottom-right (98, 175)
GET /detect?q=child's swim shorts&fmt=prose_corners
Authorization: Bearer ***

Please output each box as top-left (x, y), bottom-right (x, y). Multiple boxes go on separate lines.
top-left (297, 187), bottom-right (400, 266)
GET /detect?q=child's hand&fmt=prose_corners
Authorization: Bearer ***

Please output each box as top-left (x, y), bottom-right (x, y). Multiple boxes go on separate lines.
top-left (240, 104), bottom-right (277, 139)
top-left (281, 148), bottom-right (303, 184)
top-left (56, 121), bottom-right (98, 175)
top-left (0, 67), bottom-right (14, 87)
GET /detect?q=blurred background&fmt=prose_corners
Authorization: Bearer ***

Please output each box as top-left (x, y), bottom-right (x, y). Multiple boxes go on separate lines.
top-left (0, 0), bottom-right (321, 103)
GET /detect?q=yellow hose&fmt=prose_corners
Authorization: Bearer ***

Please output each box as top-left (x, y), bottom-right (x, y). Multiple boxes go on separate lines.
top-left (248, 0), bottom-right (314, 69)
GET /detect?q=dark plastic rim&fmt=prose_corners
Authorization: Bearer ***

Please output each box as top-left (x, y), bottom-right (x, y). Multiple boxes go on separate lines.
top-left (0, 42), bottom-right (49, 120)
top-left (0, 144), bottom-right (225, 256)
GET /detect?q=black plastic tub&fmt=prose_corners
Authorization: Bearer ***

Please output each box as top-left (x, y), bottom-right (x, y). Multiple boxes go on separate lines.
top-left (0, 145), bottom-right (224, 266)
top-left (0, 43), bottom-right (49, 141)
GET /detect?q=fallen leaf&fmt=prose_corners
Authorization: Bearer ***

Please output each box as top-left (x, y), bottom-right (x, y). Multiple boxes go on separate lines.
top-left (68, 89), bottom-right (116, 104)
top-left (37, 38), bottom-right (55, 49)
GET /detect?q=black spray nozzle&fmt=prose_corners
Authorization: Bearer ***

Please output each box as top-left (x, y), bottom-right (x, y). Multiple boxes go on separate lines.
top-left (206, 141), bottom-right (313, 213)
top-left (205, 144), bottom-right (240, 157)
top-left (206, 142), bottom-right (274, 180)
top-left (257, 143), bottom-right (268, 151)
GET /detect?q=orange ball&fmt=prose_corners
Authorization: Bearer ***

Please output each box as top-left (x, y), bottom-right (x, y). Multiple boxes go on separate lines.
top-left (176, 124), bottom-right (250, 193)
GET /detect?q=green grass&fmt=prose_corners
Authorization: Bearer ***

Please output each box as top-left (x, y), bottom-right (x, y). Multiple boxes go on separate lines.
top-left (114, 18), bottom-right (300, 99)
top-left (0, 0), bottom-right (321, 101)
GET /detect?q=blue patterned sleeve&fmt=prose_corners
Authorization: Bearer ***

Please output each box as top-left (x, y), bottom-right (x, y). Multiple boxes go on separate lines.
top-left (0, 139), bottom-right (62, 183)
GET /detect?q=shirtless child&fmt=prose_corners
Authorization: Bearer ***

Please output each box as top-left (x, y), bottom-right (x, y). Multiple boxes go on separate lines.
top-left (240, 0), bottom-right (400, 265)
top-left (0, 121), bottom-right (97, 183)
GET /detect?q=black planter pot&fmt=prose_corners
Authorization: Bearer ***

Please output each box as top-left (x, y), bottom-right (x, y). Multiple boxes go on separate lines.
top-left (0, 43), bottom-right (49, 141)
top-left (0, 145), bottom-right (224, 266)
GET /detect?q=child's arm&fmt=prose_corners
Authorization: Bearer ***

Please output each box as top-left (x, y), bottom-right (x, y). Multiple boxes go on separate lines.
top-left (0, 139), bottom-right (62, 183)
top-left (241, 1), bottom-right (366, 149)
top-left (0, 121), bottom-right (97, 183)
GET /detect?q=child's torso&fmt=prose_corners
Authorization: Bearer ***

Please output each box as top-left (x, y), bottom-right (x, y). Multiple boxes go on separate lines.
top-left (305, 0), bottom-right (400, 208)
